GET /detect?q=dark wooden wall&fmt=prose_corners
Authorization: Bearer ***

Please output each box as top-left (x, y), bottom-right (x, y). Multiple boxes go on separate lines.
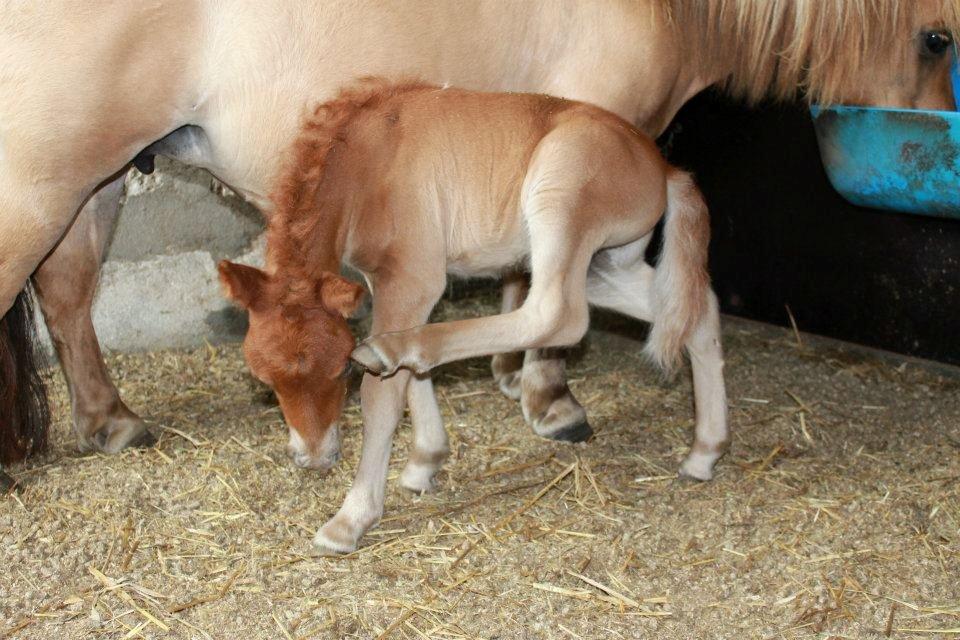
top-left (663, 91), bottom-right (960, 365)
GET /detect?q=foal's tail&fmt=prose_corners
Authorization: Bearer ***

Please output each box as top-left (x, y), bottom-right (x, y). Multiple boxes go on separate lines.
top-left (644, 170), bottom-right (711, 374)
top-left (0, 286), bottom-right (50, 465)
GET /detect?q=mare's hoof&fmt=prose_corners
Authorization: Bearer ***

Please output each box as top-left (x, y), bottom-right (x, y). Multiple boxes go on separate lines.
top-left (495, 370), bottom-right (523, 400)
top-left (82, 411), bottom-right (156, 455)
top-left (491, 353), bottom-right (523, 400)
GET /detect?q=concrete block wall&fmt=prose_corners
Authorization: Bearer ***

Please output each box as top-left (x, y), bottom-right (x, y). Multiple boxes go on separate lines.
top-left (39, 159), bottom-right (266, 353)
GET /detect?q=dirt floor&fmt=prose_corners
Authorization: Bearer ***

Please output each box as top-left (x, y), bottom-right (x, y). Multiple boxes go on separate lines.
top-left (2, 295), bottom-right (959, 639)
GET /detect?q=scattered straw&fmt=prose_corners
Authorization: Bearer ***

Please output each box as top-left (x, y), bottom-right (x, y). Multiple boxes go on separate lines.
top-left (1, 303), bottom-right (958, 639)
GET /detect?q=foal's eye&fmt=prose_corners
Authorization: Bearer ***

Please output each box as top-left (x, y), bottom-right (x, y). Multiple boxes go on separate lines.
top-left (921, 31), bottom-right (953, 57)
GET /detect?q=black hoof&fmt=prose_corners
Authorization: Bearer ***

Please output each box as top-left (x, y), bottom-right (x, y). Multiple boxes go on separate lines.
top-left (544, 420), bottom-right (593, 443)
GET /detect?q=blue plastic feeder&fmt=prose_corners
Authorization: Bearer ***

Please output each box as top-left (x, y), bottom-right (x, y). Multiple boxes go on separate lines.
top-left (810, 48), bottom-right (960, 219)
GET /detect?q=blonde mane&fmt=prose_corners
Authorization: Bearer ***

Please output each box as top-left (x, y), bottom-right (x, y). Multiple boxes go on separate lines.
top-left (663, 0), bottom-right (960, 104)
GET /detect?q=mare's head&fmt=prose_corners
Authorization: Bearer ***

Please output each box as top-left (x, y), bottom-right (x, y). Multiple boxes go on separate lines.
top-left (853, 0), bottom-right (957, 110)
top-left (218, 261), bottom-right (364, 471)
top-left (682, 0), bottom-right (958, 109)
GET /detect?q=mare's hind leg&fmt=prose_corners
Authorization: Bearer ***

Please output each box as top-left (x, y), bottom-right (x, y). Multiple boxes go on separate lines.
top-left (491, 273), bottom-right (591, 442)
top-left (32, 175), bottom-right (154, 453)
top-left (399, 375), bottom-right (449, 494)
top-left (587, 242), bottom-right (728, 480)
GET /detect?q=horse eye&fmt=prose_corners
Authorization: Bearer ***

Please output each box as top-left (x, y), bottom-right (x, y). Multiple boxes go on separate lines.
top-left (922, 31), bottom-right (952, 57)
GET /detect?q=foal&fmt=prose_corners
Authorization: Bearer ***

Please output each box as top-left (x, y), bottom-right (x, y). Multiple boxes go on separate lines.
top-left (219, 79), bottom-right (727, 553)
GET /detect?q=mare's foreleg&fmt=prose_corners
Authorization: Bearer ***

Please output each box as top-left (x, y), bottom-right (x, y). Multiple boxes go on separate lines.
top-left (32, 175), bottom-right (154, 453)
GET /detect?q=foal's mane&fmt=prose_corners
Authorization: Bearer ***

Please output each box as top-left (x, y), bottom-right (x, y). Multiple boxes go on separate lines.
top-left (661, 0), bottom-right (960, 104)
top-left (268, 78), bottom-right (434, 274)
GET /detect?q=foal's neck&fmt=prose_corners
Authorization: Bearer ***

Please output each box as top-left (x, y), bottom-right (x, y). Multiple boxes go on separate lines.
top-left (266, 203), bottom-right (346, 279)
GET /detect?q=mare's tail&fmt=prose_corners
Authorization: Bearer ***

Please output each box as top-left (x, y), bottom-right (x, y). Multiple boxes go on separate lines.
top-left (644, 170), bottom-right (711, 373)
top-left (0, 286), bottom-right (50, 464)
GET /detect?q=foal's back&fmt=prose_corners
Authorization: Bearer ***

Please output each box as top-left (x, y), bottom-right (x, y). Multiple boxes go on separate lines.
top-left (322, 83), bottom-right (667, 275)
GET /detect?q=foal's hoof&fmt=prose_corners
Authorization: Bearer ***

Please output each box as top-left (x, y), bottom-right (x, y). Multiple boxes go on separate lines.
top-left (351, 342), bottom-right (388, 375)
top-left (313, 520), bottom-right (360, 556)
top-left (543, 419), bottom-right (593, 443)
top-left (399, 464), bottom-right (440, 494)
top-left (678, 454), bottom-right (716, 482)
top-left (530, 395), bottom-right (593, 443)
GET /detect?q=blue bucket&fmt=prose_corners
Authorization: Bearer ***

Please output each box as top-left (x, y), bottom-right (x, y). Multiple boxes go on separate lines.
top-left (810, 46), bottom-right (960, 219)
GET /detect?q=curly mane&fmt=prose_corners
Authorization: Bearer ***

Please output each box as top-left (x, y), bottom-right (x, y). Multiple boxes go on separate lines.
top-left (267, 77), bottom-right (435, 274)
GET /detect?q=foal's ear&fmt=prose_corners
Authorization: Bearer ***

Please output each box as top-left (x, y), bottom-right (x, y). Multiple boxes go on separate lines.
top-left (317, 273), bottom-right (366, 318)
top-left (218, 261), bottom-right (268, 310)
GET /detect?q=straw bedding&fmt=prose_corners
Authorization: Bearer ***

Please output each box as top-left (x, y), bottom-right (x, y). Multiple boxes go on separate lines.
top-left (2, 293), bottom-right (958, 639)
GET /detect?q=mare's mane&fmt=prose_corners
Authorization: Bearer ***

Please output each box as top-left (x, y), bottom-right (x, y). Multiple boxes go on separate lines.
top-left (662, 0), bottom-right (960, 104)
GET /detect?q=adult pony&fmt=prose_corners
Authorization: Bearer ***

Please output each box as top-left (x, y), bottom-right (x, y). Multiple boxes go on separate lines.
top-left (0, 1), bottom-right (956, 466)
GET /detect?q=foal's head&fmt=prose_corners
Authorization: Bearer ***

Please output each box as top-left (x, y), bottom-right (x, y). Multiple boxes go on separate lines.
top-left (218, 261), bottom-right (364, 471)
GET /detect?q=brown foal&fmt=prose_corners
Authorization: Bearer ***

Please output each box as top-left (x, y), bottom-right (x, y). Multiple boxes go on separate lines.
top-left (220, 79), bottom-right (727, 553)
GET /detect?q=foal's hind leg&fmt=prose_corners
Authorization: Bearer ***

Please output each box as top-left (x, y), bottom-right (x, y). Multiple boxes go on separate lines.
top-left (490, 272), bottom-right (526, 400)
top-left (491, 273), bottom-right (591, 442)
top-left (33, 176), bottom-right (154, 453)
top-left (587, 243), bottom-right (728, 480)
top-left (520, 348), bottom-right (591, 442)
top-left (352, 209), bottom-right (595, 379)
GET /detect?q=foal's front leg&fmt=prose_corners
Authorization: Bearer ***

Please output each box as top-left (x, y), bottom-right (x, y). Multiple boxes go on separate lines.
top-left (313, 369), bottom-right (413, 554)
top-left (399, 375), bottom-right (449, 494)
top-left (314, 273), bottom-right (444, 554)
